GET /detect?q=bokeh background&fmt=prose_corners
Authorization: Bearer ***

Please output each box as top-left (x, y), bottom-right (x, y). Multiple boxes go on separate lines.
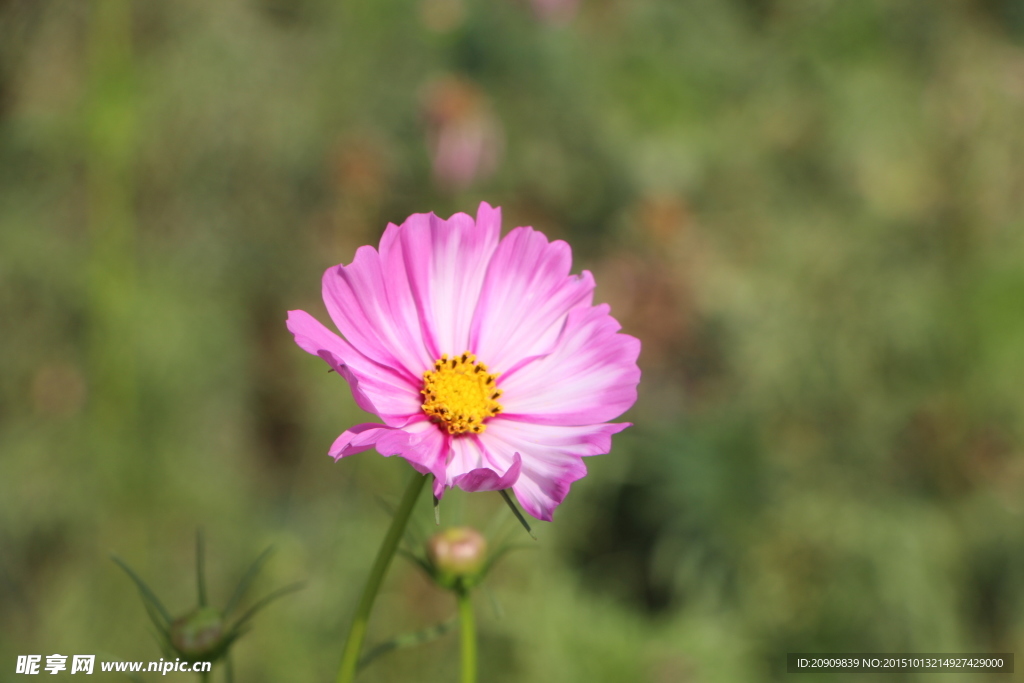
top-left (3, 0), bottom-right (1024, 680)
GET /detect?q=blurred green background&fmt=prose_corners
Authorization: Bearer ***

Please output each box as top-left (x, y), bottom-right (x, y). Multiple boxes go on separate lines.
top-left (3, 0), bottom-right (1024, 680)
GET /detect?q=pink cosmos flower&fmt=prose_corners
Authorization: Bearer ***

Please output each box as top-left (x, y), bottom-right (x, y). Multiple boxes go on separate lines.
top-left (421, 76), bottom-right (503, 191)
top-left (527, 0), bottom-right (580, 25)
top-left (287, 203), bottom-right (640, 521)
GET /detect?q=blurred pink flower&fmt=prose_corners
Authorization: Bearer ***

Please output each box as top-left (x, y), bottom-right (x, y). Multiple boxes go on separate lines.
top-left (287, 203), bottom-right (640, 520)
top-left (527, 0), bottom-right (580, 24)
top-left (422, 77), bottom-right (503, 191)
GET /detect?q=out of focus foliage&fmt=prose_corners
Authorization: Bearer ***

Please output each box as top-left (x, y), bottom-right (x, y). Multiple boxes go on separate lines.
top-left (2, 0), bottom-right (1024, 681)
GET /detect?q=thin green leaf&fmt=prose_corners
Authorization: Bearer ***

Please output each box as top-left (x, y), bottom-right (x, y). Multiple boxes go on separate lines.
top-left (223, 546), bottom-right (275, 616)
top-left (142, 599), bottom-right (171, 640)
top-left (229, 581), bottom-right (305, 632)
top-left (479, 540), bottom-right (532, 578)
top-left (110, 554), bottom-right (173, 625)
top-left (378, 495), bottom-right (427, 550)
top-left (403, 519), bottom-right (426, 552)
top-left (218, 625), bottom-right (249, 652)
top-left (499, 489), bottom-right (536, 540)
top-left (483, 585), bottom-right (504, 621)
top-left (397, 549), bottom-right (434, 578)
top-left (150, 628), bottom-right (173, 659)
top-left (484, 499), bottom-right (512, 540)
top-left (357, 618), bottom-right (457, 671)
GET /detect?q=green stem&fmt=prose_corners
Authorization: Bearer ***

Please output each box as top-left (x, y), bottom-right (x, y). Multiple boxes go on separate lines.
top-left (458, 591), bottom-right (476, 683)
top-left (336, 472), bottom-right (426, 683)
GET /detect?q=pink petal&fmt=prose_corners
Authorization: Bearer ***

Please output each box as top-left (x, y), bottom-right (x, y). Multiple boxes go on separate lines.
top-left (329, 423), bottom-right (409, 460)
top-left (321, 246), bottom-right (434, 381)
top-left (452, 452), bottom-right (522, 492)
top-left (433, 431), bottom-right (490, 498)
top-left (498, 304), bottom-right (640, 426)
top-left (469, 226), bottom-right (595, 374)
top-left (382, 202), bottom-right (501, 358)
top-left (327, 418), bottom-right (450, 482)
top-left (391, 419), bottom-right (450, 483)
top-left (286, 310), bottom-right (422, 426)
top-left (442, 431), bottom-right (517, 482)
top-left (479, 420), bottom-right (628, 521)
top-left (486, 418), bottom-right (631, 457)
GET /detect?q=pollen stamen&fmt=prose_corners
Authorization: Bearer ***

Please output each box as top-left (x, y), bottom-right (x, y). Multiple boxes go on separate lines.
top-left (421, 352), bottom-right (503, 435)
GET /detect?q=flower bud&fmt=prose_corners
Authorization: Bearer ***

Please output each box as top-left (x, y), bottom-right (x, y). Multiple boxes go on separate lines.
top-left (425, 527), bottom-right (487, 589)
top-left (169, 606), bottom-right (225, 659)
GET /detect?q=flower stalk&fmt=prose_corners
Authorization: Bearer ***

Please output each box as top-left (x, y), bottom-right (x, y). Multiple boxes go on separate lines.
top-left (458, 591), bottom-right (476, 683)
top-left (336, 472), bottom-right (427, 683)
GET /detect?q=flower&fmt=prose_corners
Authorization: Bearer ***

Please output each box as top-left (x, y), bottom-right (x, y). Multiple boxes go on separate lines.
top-left (526, 0), bottom-right (580, 25)
top-left (426, 526), bottom-right (489, 590)
top-left (421, 76), bottom-right (503, 191)
top-left (287, 203), bottom-right (640, 521)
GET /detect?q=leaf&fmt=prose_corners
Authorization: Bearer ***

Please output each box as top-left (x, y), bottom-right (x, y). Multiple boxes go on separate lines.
top-left (149, 629), bottom-right (174, 659)
top-left (397, 549), bottom-right (434, 578)
top-left (479, 540), bottom-right (533, 579)
top-left (378, 495), bottom-right (427, 550)
top-left (223, 545), bottom-right (275, 616)
top-left (142, 599), bottom-right (171, 640)
top-left (228, 581), bottom-right (305, 633)
top-left (357, 618), bottom-right (457, 671)
top-left (483, 584), bottom-right (504, 620)
top-left (499, 489), bottom-right (536, 540)
top-left (110, 554), bottom-right (173, 625)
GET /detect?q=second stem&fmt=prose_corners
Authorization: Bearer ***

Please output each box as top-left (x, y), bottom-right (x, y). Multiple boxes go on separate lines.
top-left (458, 590), bottom-right (476, 683)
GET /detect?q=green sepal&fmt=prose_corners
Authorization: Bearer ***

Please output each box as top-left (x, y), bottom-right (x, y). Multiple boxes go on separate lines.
top-left (499, 489), bottom-right (536, 540)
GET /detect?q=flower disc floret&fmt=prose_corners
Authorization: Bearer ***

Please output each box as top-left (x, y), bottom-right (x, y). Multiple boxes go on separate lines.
top-left (421, 352), bottom-right (502, 435)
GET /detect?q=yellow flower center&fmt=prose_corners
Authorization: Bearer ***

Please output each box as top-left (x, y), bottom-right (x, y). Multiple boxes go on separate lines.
top-left (421, 352), bottom-right (503, 435)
